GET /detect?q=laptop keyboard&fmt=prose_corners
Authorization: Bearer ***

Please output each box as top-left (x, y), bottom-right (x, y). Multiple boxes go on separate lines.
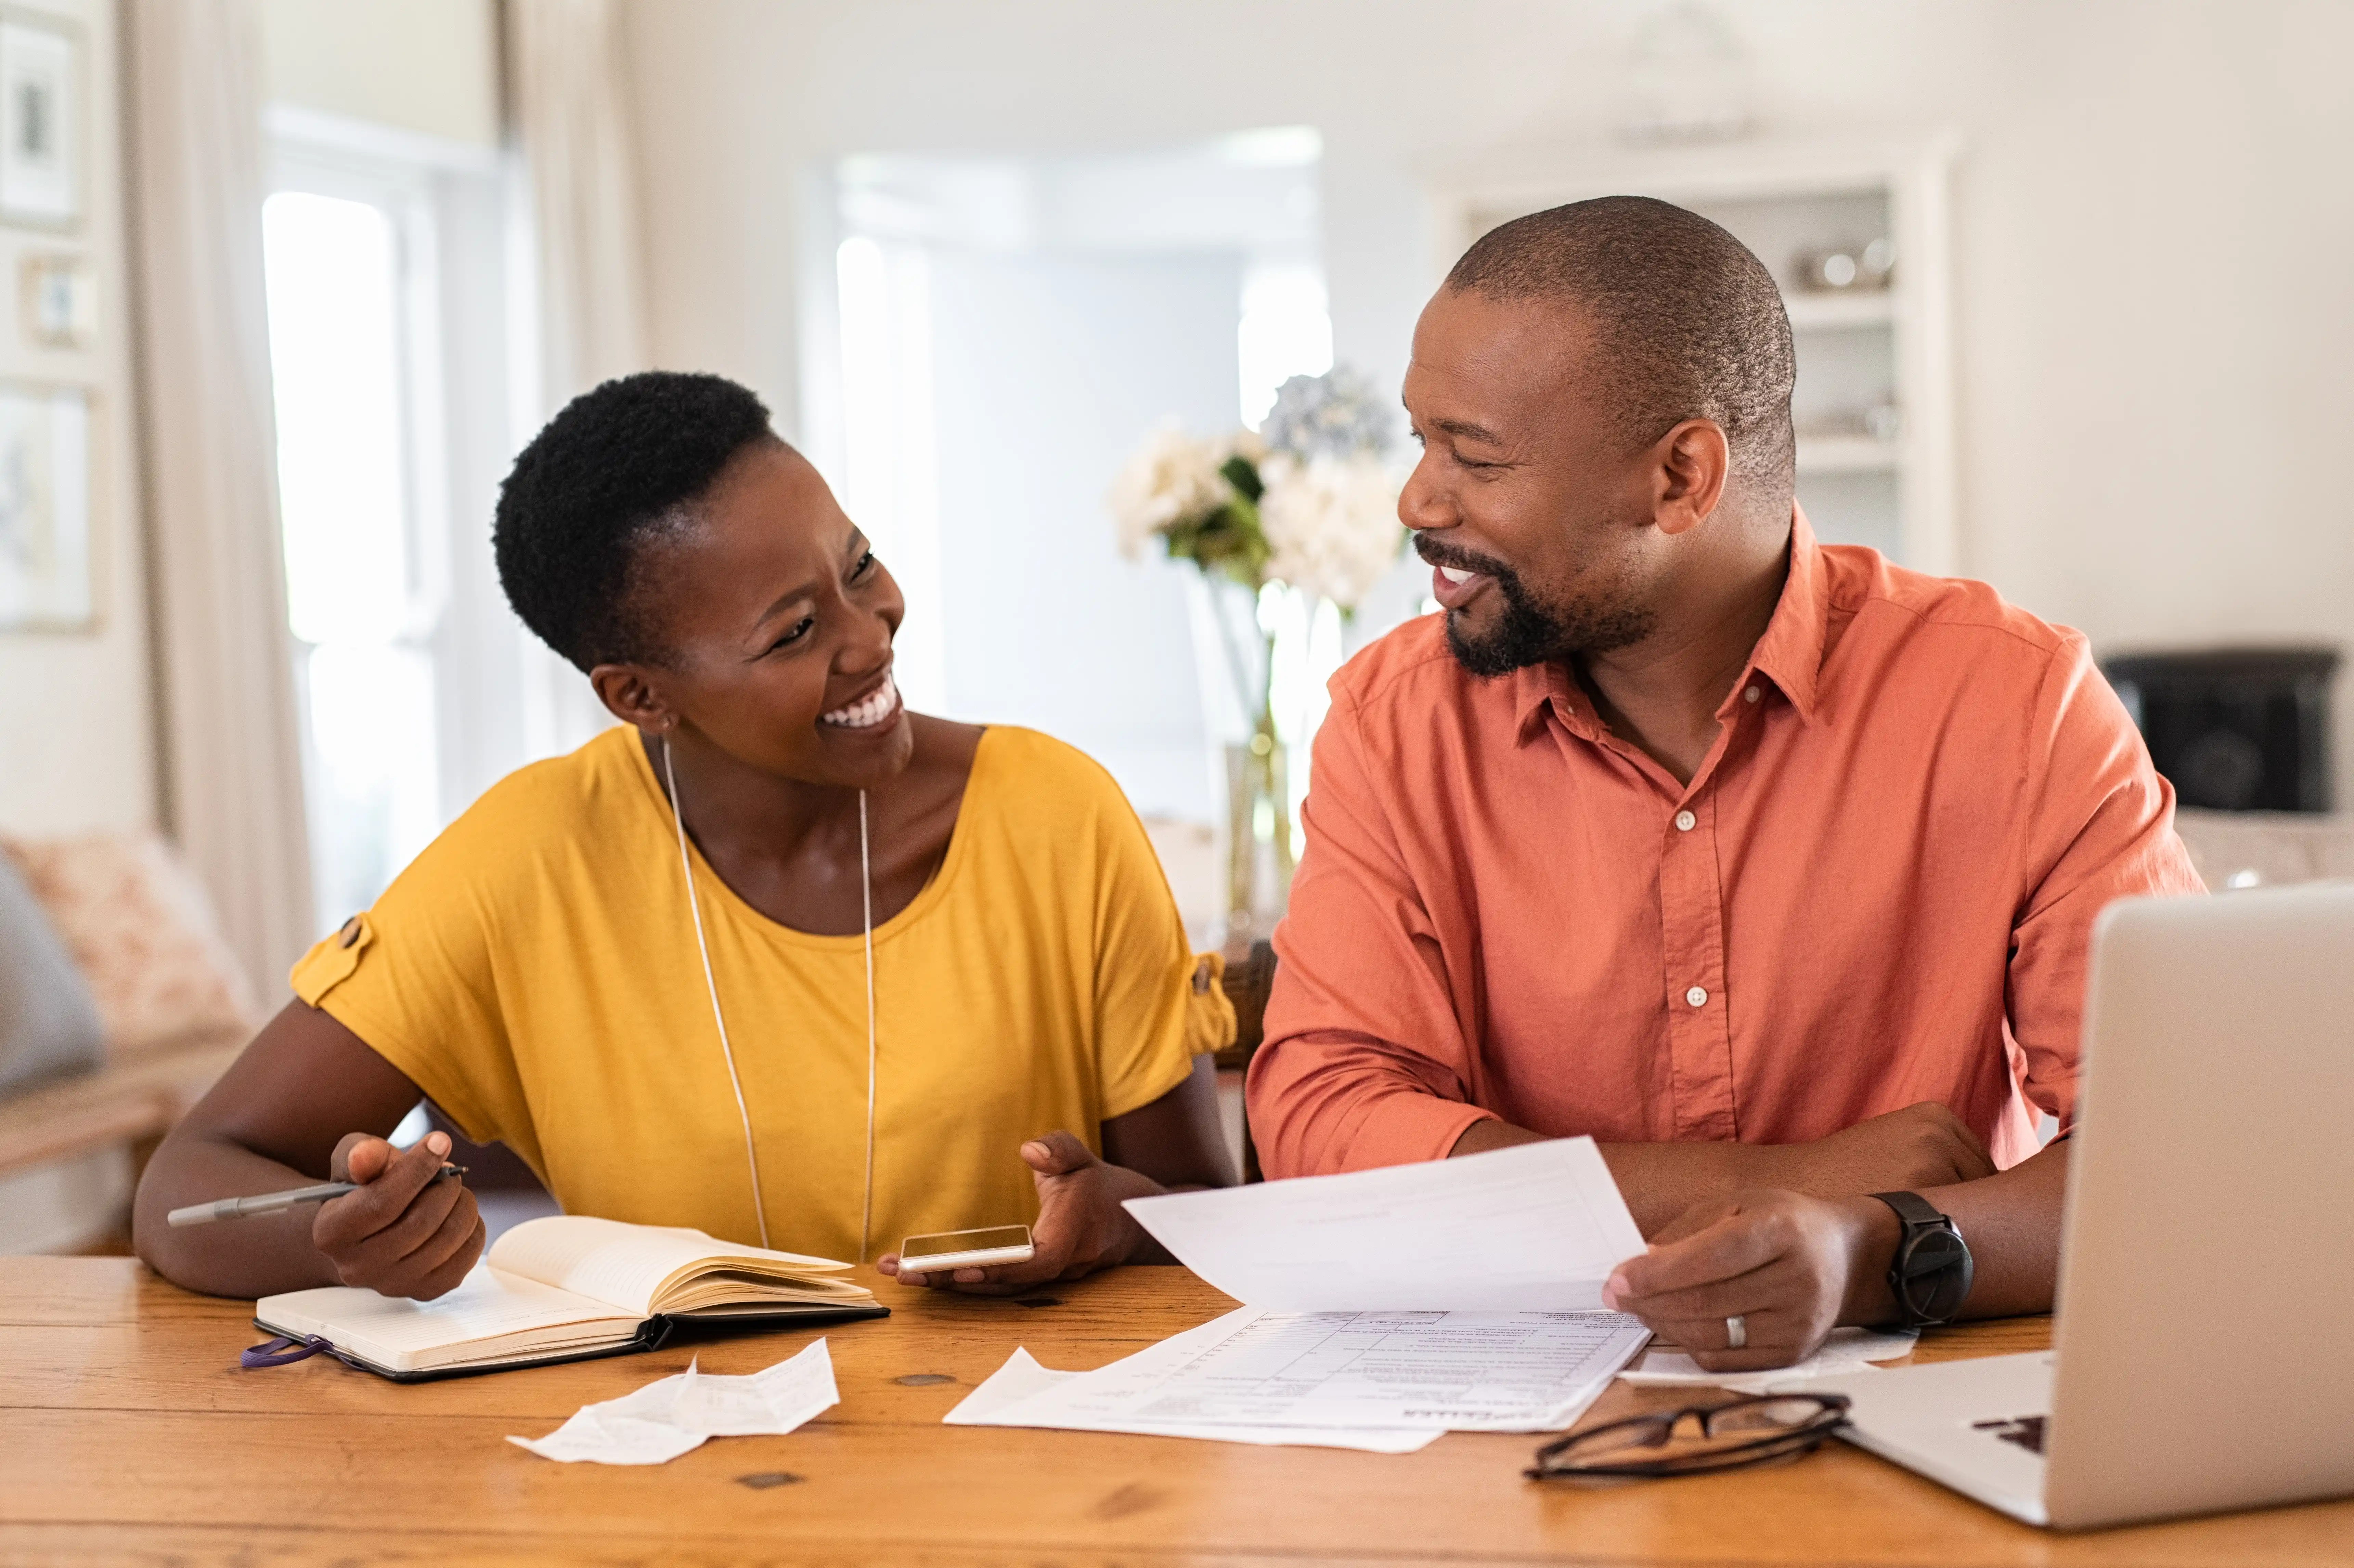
top-left (1971, 1415), bottom-right (2048, 1455)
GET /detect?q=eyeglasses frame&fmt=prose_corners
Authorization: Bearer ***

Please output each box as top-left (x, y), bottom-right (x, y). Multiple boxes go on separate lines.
top-left (1525, 1391), bottom-right (1854, 1480)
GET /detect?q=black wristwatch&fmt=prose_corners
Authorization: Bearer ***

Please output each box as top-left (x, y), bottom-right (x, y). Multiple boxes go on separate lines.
top-left (1870, 1191), bottom-right (1974, 1327)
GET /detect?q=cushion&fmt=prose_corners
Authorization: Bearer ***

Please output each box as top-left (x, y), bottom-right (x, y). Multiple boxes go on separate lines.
top-left (0, 848), bottom-right (104, 1094)
top-left (0, 831), bottom-right (260, 1059)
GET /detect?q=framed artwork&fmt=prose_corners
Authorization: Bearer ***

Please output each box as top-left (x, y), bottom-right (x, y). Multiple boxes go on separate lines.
top-left (0, 380), bottom-right (92, 629)
top-left (20, 251), bottom-right (93, 347)
top-left (0, 11), bottom-right (78, 229)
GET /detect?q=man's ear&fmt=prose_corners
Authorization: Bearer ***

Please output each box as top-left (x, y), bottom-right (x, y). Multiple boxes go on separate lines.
top-left (588, 663), bottom-right (675, 733)
top-left (1651, 418), bottom-right (1730, 538)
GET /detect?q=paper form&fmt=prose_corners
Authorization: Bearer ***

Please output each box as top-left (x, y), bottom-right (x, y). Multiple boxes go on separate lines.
top-left (945, 1340), bottom-right (1443, 1453)
top-left (982, 1306), bottom-right (1648, 1436)
top-left (1120, 1137), bottom-right (1648, 1311)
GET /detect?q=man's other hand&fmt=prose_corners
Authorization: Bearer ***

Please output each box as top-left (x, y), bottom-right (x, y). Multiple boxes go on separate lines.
top-left (1762, 1102), bottom-right (1996, 1197)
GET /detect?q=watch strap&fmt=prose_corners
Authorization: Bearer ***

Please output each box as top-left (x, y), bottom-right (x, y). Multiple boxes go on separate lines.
top-left (1870, 1190), bottom-right (1973, 1327)
top-left (1871, 1189), bottom-right (1946, 1231)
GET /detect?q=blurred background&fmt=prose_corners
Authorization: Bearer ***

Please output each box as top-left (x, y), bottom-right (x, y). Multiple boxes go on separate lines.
top-left (2, 0), bottom-right (2349, 1252)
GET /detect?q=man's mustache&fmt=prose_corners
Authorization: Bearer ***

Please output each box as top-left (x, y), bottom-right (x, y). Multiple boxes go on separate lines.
top-left (1412, 532), bottom-right (1516, 581)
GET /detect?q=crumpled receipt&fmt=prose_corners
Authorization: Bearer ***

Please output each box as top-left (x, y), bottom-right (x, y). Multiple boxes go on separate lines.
top-left (509, 1338), bottom-right (839, 1464)
top-left (1617, 1327), bottom-right (1919, 1396)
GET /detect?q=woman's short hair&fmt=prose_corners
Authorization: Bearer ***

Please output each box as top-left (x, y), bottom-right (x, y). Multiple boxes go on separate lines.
top-left (493, 370), bottom-right (780, 671)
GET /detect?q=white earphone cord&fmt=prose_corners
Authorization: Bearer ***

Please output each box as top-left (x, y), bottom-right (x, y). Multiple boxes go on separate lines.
top-left (663, 738), bottom-right (877, 1260)
top-left (858, 789), bottom-right (877, 1266)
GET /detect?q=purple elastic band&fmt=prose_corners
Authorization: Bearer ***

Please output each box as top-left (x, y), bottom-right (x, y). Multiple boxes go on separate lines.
top-left (241, 1333), bottom-right (332, 1369)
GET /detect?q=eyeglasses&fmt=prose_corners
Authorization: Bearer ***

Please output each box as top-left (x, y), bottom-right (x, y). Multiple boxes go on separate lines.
top-left (1526, 1393), bottom-right (1852, 1480)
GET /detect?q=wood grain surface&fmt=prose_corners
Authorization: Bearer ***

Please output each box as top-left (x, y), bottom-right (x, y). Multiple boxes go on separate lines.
top-left (3, 1256), bottom-right (2349, 1566)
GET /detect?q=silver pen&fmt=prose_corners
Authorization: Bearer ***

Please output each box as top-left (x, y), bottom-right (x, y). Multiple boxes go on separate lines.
top-left (165, 1164), bottom-right (466, 1227)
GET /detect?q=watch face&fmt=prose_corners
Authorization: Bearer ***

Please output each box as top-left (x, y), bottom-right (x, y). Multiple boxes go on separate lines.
top-left (1898, 1227), bottom-right (1974, 1323)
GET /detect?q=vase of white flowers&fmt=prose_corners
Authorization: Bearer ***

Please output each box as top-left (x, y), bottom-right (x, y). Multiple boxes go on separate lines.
top-left (1109, 368), bottom-right (1406, 938)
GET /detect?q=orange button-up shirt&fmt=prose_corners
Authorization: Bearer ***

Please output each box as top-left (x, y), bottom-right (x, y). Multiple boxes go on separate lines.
top-left (1248, 517), bottom-right (2203, 1179)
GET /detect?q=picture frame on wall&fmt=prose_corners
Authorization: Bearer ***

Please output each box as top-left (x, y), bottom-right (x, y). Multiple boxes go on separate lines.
top-left (0, 380), bottom-right (93, 630)
top-left (20, 250), bottom-right (93, 347)
top-left (0, 10), bottom-right (79, 230)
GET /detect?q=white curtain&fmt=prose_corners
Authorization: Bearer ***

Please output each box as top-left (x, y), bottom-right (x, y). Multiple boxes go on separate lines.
top-left (122, 0), bottom-right (315, 998)
top-left (505, 0), bottom-right (651, 752)
top-left (506, 0), bottom-right (649, 404)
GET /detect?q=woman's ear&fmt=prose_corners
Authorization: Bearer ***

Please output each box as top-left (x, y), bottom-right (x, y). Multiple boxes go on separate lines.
top-left (589, 664), bottom-right (675, 733)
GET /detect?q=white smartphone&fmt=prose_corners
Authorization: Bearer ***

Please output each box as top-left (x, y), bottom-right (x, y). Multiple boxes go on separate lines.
top-left (897, 1224), bottom-right (1035, 1275)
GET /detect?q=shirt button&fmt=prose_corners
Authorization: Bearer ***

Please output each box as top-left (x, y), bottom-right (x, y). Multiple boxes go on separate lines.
top-left (1686, 985), bottom-right (1709, 1008)
top-left (1674, 809), bottom-right (1696, 832)
top-left (1744, 685), bottom-right (1762, 704)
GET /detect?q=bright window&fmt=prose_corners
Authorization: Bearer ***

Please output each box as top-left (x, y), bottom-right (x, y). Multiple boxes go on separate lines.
top-left (261, 188), bottom-right (442, 931)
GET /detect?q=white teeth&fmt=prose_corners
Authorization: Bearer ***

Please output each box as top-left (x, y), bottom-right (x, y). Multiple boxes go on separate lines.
top-left (1439, 566), bottom-right (1475, 584)
top-left (821, 673), bottom-right (900, 729)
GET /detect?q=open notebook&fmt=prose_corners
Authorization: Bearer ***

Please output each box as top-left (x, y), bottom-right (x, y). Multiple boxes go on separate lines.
top-left (254, 1215), bottom-right (886, 1381)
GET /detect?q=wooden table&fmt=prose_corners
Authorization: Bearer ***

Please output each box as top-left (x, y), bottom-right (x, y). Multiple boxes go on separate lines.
top-left (5, 1258), bottom-right (2350, 1566)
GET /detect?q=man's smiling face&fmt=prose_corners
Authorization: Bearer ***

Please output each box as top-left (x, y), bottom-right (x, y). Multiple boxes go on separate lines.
top-left (1399, 286), bottom-right (1670, 677)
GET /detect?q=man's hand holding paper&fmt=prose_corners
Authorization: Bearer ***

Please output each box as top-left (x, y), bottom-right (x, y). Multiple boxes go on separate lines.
top-left (947, 1138), bottom-right (1658, 1449)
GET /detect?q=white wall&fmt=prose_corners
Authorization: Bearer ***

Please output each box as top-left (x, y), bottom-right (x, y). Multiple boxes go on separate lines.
top-left (0, 0), bottom-right (154, 835)
top-left (925, 248), bottom-right (1241, 819)
top-left (257, 0), bottom-right (500, 149)
top-left (623, 0), bottom-right (2354, 801)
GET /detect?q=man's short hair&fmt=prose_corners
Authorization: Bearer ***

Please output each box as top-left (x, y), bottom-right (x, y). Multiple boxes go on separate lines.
top-left (1444, 195), bottom-right (1796, 487)
top-left (493, 370), bottom-right (780, 671)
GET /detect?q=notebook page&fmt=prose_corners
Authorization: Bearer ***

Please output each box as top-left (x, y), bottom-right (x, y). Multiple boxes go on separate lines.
top-left (257, 1267), bottom-right (637, 1371)
top-left (486, 1216), bottom-right (852, 1316)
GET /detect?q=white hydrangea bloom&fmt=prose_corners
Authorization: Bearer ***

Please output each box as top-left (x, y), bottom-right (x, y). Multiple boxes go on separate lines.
top-left (1106, 426), bottom-right (1232, 558)
top-left (1259, 451), bottom-right (1406, 609)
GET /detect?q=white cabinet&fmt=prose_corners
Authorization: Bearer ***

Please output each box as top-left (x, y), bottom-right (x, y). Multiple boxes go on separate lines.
top-left (1430, 134), bottom-right (1958, 574)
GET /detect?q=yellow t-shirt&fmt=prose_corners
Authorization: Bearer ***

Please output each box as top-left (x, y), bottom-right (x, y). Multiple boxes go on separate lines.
top-left (290, 725), bottom-right (1231, 1263)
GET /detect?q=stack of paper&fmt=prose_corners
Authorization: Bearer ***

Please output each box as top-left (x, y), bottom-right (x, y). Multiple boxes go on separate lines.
top-left (946, 1139), bottom-right (1655, 1450)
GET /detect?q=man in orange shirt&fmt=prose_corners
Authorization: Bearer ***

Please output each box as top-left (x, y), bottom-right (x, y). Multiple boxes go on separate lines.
top-left (1247, 197), bottom-right (2202, 1370)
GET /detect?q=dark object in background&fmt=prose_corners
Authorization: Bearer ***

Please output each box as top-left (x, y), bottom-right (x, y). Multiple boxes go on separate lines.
top-left (423, 1103), bottom-right (547, 1192)
top-left (2103, 648), bottom-right (2337, 813)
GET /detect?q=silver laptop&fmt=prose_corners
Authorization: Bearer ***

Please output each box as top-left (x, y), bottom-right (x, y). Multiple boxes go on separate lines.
top-left (1800, 881), bottom-right (2354, 1530)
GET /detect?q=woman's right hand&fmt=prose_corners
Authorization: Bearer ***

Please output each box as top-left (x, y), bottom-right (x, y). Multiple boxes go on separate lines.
top-left (311, 1129), bottom-right (485, 1300)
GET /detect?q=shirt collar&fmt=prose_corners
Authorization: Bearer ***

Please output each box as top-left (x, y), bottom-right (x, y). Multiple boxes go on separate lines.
top-left (1511, 505), bottom-right (1829, 744)
top-left (1722, 505), bottom-right (1827, 724)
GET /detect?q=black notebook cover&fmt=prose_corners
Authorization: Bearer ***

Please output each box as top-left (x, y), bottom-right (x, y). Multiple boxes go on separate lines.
top-left (251, 1303), bottom-right (892, 1383)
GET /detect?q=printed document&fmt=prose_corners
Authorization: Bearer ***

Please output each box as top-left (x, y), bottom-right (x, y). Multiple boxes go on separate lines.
top-left (1120, 1136), bottom-right (1648, 1311)
top-left (968, 1306), bottom-right (1648, 1437)
top-left (945, 1335), bottom-right (1444, 1453)
top-left (946, 1139), bottom-right (1655, 1449)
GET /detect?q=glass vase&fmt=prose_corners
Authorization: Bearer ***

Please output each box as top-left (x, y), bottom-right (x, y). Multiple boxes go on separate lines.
top-left (1224, 717), bottom-right (1296, 940)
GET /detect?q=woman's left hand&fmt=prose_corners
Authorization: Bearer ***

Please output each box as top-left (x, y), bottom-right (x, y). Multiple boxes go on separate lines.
top-left (1599, 1188), bottom-right (1897, 1372)
top-left (879, 1130), bottom-right (1151, 1295)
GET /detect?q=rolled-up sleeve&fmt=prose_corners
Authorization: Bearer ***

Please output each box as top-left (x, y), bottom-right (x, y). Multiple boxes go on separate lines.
top-left (1246, 683), bottom-right (1495, 1177)
top-left (2006, 633), bottom-right (2207, 1128)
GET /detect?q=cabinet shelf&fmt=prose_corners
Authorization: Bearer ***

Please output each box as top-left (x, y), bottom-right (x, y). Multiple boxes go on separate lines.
top-left (1796, 436), bottom-right (1902, 475)
top-left (1435, 133), bottom-right (1955, 571)
top-left (1785, 289), bottom-right (1896, 330)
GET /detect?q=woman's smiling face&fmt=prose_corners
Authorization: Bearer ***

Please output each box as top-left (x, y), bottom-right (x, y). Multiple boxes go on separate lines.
top-left (595, 439), bottom-right (916, 788)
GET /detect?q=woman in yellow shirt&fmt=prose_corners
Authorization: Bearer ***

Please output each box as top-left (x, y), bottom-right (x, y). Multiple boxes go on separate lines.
top-left (134, 372), bottom-right (1234, 1301)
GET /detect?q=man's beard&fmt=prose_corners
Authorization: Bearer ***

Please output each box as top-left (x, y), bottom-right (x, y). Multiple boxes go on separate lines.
top-left (1420, 538), bottom-right (1654, 678)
